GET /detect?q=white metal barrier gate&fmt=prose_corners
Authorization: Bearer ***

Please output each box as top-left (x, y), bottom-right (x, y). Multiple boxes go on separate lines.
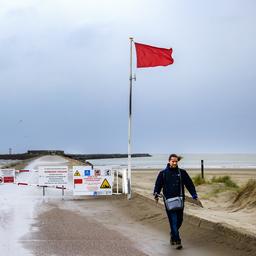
top-left (12, 167), bottom-right (129, 197)
top-left (112, 168), bottom-right (128, 195)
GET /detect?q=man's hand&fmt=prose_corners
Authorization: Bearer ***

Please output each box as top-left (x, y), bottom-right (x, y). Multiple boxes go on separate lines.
top-left (192, 194), bottom-right (198, 200)
top-left (154, 193), bottom-right (159, 204)
top-left (191, 195), bottom-right (203, 208)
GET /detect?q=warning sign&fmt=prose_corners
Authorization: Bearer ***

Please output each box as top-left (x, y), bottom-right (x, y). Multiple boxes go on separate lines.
top-left (73, 166), bottom-right (112, 196)
top-left (0, 169), bottom-right (15, 183)
top-left (74, 170), bottom-right (81, 176)
top-left (100, 178), bottom-right (111, 189)
top-left (4, 177), bottom-right (14, 183)
top-left (38, 166), bottom-right (68, 186)
top-left (74, 179), bottom-right (83, 184)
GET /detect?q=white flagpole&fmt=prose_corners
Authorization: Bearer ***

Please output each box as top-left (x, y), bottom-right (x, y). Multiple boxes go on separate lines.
top-left (128, 37), bottom-right (134, 200)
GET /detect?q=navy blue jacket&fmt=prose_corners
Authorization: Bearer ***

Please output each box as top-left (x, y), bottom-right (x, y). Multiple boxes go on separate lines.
top-left (154, 164), bottom-right (197, 200)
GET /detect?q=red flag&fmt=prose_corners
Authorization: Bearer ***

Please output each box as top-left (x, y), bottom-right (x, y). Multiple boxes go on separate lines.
top-left (134, 42), bottom-right (174, 68)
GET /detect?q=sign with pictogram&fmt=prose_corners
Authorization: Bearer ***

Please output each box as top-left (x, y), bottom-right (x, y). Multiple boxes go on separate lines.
top-left (74, 170), bottom-right (81, 176)
top-left (38, 166), bottom-right (68, 186)
top-left (84, 170), bottom-right (90, 176)
top-left (0, 169), bottom-right (15, 183)
top-left (100, 178), bottom-right (111, 189)
top-left (4, 176), bottom-right (14, 183)
top-left (74, 179), bottom-right (83, 184)
top-left (73, 166), bottom-right (112, 196)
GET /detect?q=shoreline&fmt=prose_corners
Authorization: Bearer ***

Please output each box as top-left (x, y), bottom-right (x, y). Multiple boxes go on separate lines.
top-left (132, 167), bottom-right (256, 171)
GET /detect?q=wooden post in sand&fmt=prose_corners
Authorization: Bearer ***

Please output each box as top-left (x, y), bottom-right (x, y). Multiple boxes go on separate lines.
top-left (201, 160), bottom-right (204, 179)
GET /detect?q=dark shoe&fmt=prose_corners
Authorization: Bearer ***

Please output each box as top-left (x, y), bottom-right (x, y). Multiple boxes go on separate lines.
top-left (176, 241), bottom-right (183, 250)
top-left (170, 239), bottom-right (176, 246)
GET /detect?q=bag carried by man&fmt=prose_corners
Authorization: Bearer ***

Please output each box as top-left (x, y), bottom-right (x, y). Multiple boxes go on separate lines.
top-left (163, 169), bottom-right (184, 211)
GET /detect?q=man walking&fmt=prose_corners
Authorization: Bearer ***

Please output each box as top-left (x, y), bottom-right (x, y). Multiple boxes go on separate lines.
top-left (153, 154), bottom-right (198, 250)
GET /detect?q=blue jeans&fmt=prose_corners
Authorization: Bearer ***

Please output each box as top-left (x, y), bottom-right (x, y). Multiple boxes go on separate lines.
top-left (166, 208), bottom-right (184, 242)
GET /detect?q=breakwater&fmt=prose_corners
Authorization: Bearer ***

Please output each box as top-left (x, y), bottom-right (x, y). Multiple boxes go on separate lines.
top-left (0, 150), bottom-right (151, 161)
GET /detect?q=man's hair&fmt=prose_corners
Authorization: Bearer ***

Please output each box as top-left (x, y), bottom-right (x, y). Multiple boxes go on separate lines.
top-left (168, 154), bottom-right (182, 161)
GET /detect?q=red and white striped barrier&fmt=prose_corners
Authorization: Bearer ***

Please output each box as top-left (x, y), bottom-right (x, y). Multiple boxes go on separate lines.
top-left (56, 186), bottom-right (67, 190)
top-left (17, 182), bottom-right (29, 186)
top-left (19, 170), bottom-right (30, 173)
top-left (16, 182), bottom-right (67, 190)
top-left (16, 169), bottom-right (31, 173)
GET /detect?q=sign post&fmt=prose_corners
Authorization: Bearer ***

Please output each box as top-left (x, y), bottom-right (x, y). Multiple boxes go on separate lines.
top-left (38, 166), bottom-right (68, 196)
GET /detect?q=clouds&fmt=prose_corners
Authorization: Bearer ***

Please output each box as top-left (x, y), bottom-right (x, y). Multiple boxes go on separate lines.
top-left (0, 0), bottom-right (255, 154)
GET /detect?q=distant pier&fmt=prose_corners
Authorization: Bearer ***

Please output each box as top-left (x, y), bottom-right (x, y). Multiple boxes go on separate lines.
top-left (0, 150), bottom-right (151, 161)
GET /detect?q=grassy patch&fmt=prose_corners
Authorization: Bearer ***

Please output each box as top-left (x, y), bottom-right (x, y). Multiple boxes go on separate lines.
top-left (234, 179), bottom-right (256, 202)
top-left (192, 174), bottom-right (207, 186)
top-left (196, 175), bottom-right (239, 199)
top-left (232, 179), bottom-right (256, 209)
top-left (211, 175), bottom-right (239, 188)
top-left (210, 186), bottom-right (230, 195)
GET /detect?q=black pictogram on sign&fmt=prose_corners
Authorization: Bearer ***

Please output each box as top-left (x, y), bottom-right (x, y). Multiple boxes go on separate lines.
top-left (100, 178), bottom-right (111, 189)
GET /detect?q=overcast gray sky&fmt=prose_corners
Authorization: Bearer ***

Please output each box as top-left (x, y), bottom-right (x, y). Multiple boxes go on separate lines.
top-left (0, 0), bottom-right (255, 154)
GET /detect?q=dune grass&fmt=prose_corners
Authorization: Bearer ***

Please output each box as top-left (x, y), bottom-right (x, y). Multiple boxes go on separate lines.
top-left (193, 174), bottom-right (239, 198)
top-left (193, 174), bottom-right (238, 188)
top-left (211, 175), bottom-right (239, 188)
top-left (192, 174), bottom-right (207, 186)
top-left (237, 179), bottom-right (256, 193)
top-left (234, 179), bottom-right (256, 202)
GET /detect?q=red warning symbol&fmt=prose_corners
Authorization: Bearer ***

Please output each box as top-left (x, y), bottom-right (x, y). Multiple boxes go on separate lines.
top-left (74, 179), bottom-right (83, 184)
top-left (4, 177), bottom-right (14, 183)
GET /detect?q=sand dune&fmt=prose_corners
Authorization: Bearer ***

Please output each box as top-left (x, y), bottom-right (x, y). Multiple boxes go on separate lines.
top-left (232, 179), bottom-right (256, 210)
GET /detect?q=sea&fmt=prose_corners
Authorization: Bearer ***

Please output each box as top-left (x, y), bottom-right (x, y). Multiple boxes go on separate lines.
top-left (87, 154), bottom-right (256, 169)
top-left (1, 154), bottom-right (256, 169)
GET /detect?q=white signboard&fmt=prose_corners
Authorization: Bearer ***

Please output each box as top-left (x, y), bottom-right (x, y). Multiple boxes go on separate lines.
top-left (39, 166), bottom-right (68, 186)
top-left (0, 169), bottom-right (15, 183)
top-left (73, 166), bottom-right (113, 196)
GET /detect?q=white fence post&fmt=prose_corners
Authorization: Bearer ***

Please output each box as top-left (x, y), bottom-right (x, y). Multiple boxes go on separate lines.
top-left (122, 168), bottom-right (128, 194)
top-left (111, 168), bottom-right (128, 195)
top-left (116, 169), bottom-right (119, 194)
